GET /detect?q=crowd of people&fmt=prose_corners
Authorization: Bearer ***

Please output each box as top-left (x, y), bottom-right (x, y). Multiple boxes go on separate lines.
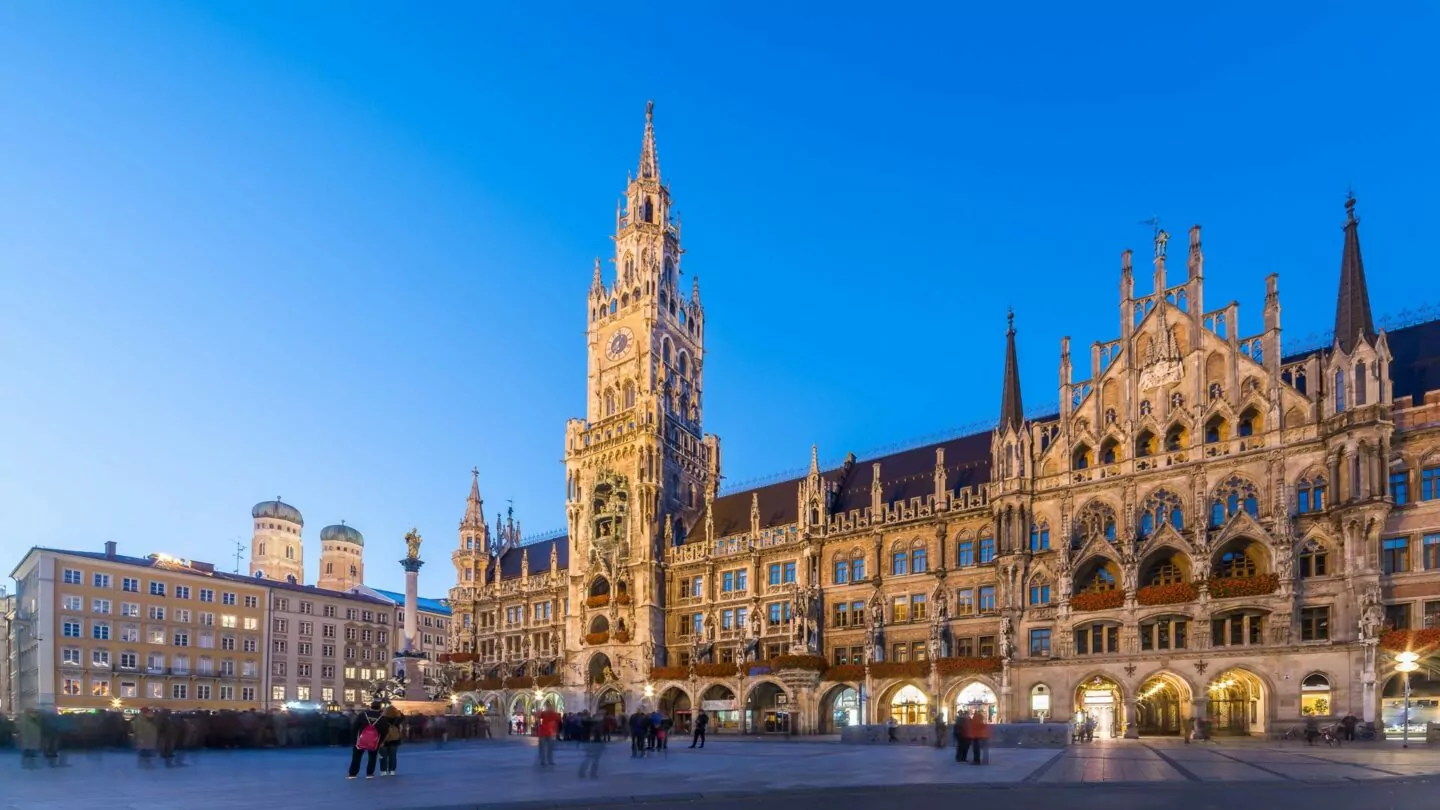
top-left (0, 706), bottom-right (491, 767)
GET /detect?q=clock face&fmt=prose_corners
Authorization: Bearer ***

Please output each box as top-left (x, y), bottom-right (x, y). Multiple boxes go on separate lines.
top-left (606, 327), bottom-right (634, 360)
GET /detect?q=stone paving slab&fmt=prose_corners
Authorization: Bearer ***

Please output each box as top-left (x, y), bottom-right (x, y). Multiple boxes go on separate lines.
top-left (5, 737), bottom-right (1439, 810)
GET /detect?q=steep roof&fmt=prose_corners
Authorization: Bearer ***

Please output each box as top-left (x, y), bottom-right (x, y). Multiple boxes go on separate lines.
top-left (1282, 317), bottom-right (1440, 405)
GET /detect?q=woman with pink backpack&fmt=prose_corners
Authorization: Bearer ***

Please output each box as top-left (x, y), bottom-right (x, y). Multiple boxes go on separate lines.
top-left (347, 702), bottom-right (389, 780)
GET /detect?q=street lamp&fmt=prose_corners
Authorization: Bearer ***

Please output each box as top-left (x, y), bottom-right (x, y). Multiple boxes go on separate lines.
top-left (1395, 651), bottom-right (1420, 749)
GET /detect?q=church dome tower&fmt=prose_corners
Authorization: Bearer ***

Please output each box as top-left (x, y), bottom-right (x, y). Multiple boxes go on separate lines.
top-left (249, 497), bottom-right (305, 584)
top-left (317, 521), bottom-right (365, 591)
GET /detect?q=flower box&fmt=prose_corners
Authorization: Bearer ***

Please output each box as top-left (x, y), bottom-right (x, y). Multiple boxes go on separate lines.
top-left (826, 664), bottom-right (865, 682)
top-left (616, 593), bottom-right (633, 606)
top-left (650, 666), bottom-right (690, 680)
top-left (1135, 582), bottom-right (1198, 606)
top-left (475, 678), bottom-right (501, 690)
top-left (584, 631), bottom-right (610, 645)
top-left (1380, 628), bottom-right (1440, 652)
top-left (613, 630), bottom-right (632, 643)
top-left (867, 660), bottom-right (928, 679)
top-left (1206, 573), bottom-right (1279, 599)
top-left (585, 594), bottom-right (611, 609)
top-left (692, 662), bottom-right (739, 678)
top-left (770, 654), bottom-right (828, 672)
top-left (935, 656), bottom-right (1003, 676)
top-left (1070, 590), bottom-right (1124, 611)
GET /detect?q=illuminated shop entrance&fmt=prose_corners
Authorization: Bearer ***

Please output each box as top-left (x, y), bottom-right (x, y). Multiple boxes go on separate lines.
top-left (1206, 668), bottom-right (1266, 736)
top-left (890, 684), bottom-right (930, 725)
top-left (1074, 676), bottom-right (1122, 739)
top-left (954, 682), bottom-right (998, 724)
top-left (1135, 673), bottom-right (1187, 735)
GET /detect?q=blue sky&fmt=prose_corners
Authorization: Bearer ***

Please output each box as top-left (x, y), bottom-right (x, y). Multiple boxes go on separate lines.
top-left (2, 3), bottom-right (1437, 593)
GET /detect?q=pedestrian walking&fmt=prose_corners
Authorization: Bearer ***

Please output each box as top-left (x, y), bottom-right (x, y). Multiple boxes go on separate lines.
top-left (689, 710), bottom-right (708, 748)
top-left (347, 702), bottom-right (386, 779)
top-left (133, 709), bottom-right (159, 768)
top-left (578, 714), bottom-right (604, 780)
top-left (886, 716), bottom-right (899, 743)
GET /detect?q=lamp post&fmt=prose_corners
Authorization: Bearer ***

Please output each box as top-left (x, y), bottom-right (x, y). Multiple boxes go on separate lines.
top-left (1395, 651), bottom-right (1420, 749)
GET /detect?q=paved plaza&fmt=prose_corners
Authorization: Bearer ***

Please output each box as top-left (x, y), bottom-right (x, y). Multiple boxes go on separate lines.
top-left (5, 737), bottom-right (1439, 810)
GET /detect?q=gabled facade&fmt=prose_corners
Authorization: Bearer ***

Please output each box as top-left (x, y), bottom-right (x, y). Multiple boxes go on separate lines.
top-left (445, 106), bottom-right (1440, 738)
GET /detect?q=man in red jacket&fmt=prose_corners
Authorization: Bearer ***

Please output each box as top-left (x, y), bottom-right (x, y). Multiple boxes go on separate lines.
top-left (536, 706), bottom-right (561, 767)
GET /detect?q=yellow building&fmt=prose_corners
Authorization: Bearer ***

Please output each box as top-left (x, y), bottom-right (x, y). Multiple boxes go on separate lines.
top-left (9, 542), bottom-right (269, 713)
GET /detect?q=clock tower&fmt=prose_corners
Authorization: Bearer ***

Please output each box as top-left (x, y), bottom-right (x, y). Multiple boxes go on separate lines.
top-left (564, 102), bottom-right (720, 701)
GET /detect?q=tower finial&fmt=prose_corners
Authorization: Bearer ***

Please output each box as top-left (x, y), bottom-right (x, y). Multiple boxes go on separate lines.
top-left (1334, 193), bottom-right (1376, 353)
top-left (637, 100), bottom-right (660, 180)
top-left (998, 310), bottom-right (1025, 432)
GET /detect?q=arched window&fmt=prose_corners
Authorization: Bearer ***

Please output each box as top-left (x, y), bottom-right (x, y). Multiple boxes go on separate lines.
top-left (833, 554), bottom-right (850, 585)
top-left (1139, 399), bottom-right (1152, 417)
top-left (1073, 501), bottom-right (1118, 545)
top-left (1210, 476), bottom-right (1260, 526)
top-left (1204, 414), bottom-right (1228, 444)
top-left (1028, 577), bottom-right (1052, 606)
top-left (1082, 566), bottom-right (1117, 593)
top-left (1136, 429), bottom-right (1158, 458)
top-left (1137, 489), bottom-right (1184, 538)
top-left (1297, 473), bottom-right (1328, 513)
top-left (1029, 521), bottom-right (1050, 552)
top-left (623, 381), bottom-right (636, 410)
top-left (1073, 443), bottom-right (1093, 470)
top-left (1335, 369), bottom-right (1346, 413)
top-left (957, 536), bottom-right (975, 567)
top-left (286, 545), bottom-right (294, 560)
top-left (1165, 423), bottom-right (1186, 452)
top-left (910, 541), bottom-right (928, 574)
top-left (678, 352), bottom-right (690, 379)
top-left (1099, 437), bottom-right (1120, 465)
top-left (609, 298), bottom-right (618, 315)
top-left (662, 338), bottom-right (672, 364)
top-left (1355, 362), bottom-right (1367, 406)
top-left (1215, 545), bottom-right (1259, 579)
top-left (1299, 538), bottom-right (1328, 578)
top-left (642, 196), bottom-right (654, 223)
top-left (1029, 684), bottom-right (1052, 718)
top-left (325, 562), bottom-right (333, 574)
top-left (1300, 673), bottom-right (1332, 716)
top-left (1237, 407), bottom-right (1261, 437)
top-left (891, 543), bottom-right (908, 576)
top-left (603, 389), bottom-right (616, 417)
top-left (850, 549), bottom-right (866, 581)
top-left (978, 533), bottom-right (996, 564)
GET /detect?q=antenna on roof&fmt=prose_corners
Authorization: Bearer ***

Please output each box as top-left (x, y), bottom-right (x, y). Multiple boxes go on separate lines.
top-left (232, 538), bottom-right (246, 574)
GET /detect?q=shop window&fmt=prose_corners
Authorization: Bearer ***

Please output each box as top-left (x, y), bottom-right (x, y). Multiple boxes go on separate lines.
top-left (1300, 673), bottom-right (1332, 717)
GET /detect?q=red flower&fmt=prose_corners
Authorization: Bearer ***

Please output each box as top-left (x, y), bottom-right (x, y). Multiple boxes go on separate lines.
top-left (1071, 590), bottom-right (1124, 611)
top-left (1135, 582), bottom-right (1197, 606)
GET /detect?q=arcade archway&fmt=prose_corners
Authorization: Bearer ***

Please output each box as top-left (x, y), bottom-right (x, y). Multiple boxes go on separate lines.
top-left (747, 680), bottom-right (791, 734)
top-left (1074, 675), bottom-right (1124, 739)
top-left (594, 686), bottom-right (625, 717)
top-left (659, 686), bottom-right (693, 733)
top-left (889, 683), bottom-right (930, 725)
top-left (1135, 672), bottom-right (1191, 735)
top-left (820, 684), bottom-right (860, 732)
top-left (1206, 668), bottom-right (1267, 736)
top-left (953, 681), bottom-right (998, 724)
top-left (700, 684), bottom-right (739, 732)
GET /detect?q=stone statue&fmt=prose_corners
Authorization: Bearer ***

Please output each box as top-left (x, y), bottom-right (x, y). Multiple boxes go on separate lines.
top-left (1121, 563), bottom-right (1137, 595)
top-left (1359, 586), bottom-right (1384, 641)
top-left (748, 609), bottom-right (761, 639)
top-left (704, 612), bottom-right (717, 642)
top-left (1275, 539), bottom-right (1294, 583)
top-left (935, 589), bottom-right (949, 620)
top-left (404, 528), bottom-right (423, 560)
top-left (870, 601), bottom-right (884, 627)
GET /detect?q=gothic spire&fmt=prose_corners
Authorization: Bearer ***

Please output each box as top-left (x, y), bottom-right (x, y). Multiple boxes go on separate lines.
top-left (998, 310), bottom-right (1025, 432)
top-left (461, 467), bottom-right (486, 529)
top-left (591, 257), bottom-right (604, 296)
top-left (1334, 195), bottom-right (1377, 354)
top-left (637, 100), bottom-right (660, 181)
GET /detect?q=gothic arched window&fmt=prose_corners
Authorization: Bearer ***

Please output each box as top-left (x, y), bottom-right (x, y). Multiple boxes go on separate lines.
top-left (1335, 369), bottom-right (1346, 413)
top-left (1355, 361), bottom-right (1368, 406)
top-left (1029, 521), bottom-right (1051, 552)
top-left (910, 540), bottom-right (928, 574)
top-left (1137, 489), bottom-right (1184, 538)
top-left (1073, 501), bottom-right (1118, 545)
top-left (1210, 475), bottom-right (1260, 526)
top-left (1299, 538), bottom-right (1329, 578)
top-left (1296, 473), bottom-right (1328, 514)
top-left (1028, 576), bottom-right (1052, 606)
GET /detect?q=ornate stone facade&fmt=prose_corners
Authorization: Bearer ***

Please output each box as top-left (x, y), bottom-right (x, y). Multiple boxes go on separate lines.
top-left (446, 105), bottom-right (1440, 737)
